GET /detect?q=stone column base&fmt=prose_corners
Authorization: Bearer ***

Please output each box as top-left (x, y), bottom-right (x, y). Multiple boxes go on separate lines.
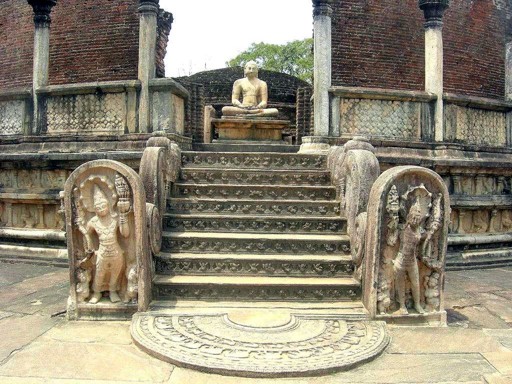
top-left (299, 136), bottom-right (332, 153)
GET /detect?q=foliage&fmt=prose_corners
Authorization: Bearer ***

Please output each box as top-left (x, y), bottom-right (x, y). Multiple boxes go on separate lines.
top-left (226, 39), bottom-right (313, 83)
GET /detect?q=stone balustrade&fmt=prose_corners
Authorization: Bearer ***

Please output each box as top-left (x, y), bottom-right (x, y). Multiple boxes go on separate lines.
top-left (329, 86), bottom-right (512, 148)
top-left (0, 79), bottom-right (189, 137)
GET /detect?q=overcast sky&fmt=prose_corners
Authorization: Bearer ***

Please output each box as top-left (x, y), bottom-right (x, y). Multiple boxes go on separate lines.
top-left (159, 0), bottom-right (313, 77)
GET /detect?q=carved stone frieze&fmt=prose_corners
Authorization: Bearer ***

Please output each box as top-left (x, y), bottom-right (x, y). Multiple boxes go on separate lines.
top-left (164, 216), bottom-right (345, 234)
top-left (0, 203), bottom-right (63, 230)
top-left (449, 208), bottom-right (512, 234)
top-left (0, 100), bottom-right (24, 136)
top-left (131, 313), bottom-right (389, 377)
top-left (181, 153), bottom-right (326, 170)
top-left (154, 285), bottom-right (359, 301)
top-left (47, 93), bottom-right (126, 135)
top-left (363, 166), bottom-right (450, 325)
top-left (0, 169), bottom-right (69, 189)
top-left (64, 160), bottom-right (151, 319)
top-left (169, 200), bottom-right (340, 216)
top-left (164, 236), bottom-right (350, 255)
top-left (339, 99), bottom-right (421, 140)
top-left (155, 257), bottom-right (353, 277)
top-left (175, 184), bottom-right (336, 201)
top-left (181, 169), bottom-right (330, 186)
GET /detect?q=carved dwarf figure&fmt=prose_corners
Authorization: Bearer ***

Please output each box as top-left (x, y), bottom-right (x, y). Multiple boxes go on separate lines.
top-left (393, 199), bottom-right (426, 315)
top-left (85, 185), bottom-right (130, 304)
top-left (222, 61), bottom-right (279, 117)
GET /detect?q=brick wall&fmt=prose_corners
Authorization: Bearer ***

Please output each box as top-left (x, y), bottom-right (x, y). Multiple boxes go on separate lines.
top-left (0, 0), bottom-right (34, 90)
top-left (156, 10), bottom-right (173, 78)
top-left (0, 0), bottom-right (140, 90)
top-left (331, 0), bottom-right (509, 100)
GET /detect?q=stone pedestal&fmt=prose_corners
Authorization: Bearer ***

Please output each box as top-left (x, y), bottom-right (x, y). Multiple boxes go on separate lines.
top-left (212, 118), bottom-right (289, 142)
top-left (298, 136), bottom-right (332, 153)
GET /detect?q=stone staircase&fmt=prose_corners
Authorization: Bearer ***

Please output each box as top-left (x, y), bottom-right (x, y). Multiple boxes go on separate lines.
top-left (151, 146), bottom-right (365, 314)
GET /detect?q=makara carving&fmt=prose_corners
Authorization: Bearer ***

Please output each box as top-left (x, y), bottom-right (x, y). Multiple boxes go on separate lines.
top-left (327, 137), bottom-right (380, 281)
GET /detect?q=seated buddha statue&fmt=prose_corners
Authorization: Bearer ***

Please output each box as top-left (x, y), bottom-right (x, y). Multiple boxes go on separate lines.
top-left (221, 61), bottom-right (279, 118)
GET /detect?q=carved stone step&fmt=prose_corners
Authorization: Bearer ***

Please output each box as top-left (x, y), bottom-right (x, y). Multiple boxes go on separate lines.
top-left (155, 253), bottom-right (354, 277)
top-left (153, 275), bottom-right (361, 302)
top-left (180, 168), bottom-right (331, 186)
top-left (163, 214), bottom-right (346, 234)
top-left (148, 300), bottom-right (370, 320)
top-left (161, 231), bottom-right (350, 255)
top-left (173, 183), bottom-right (337, 201)
top-left (181, 151), bottom-right (326, 170)
top-left (168, 198), bottom-right (341, 216)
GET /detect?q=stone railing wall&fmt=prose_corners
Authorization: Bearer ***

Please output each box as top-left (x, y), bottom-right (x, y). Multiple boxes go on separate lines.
top-left (0, 79), bottom-right (189, 138)
top-left (330, 87), bottom-right (512, 148)
top-left (443, 93), bottom-right (512, 147)
top-left (330, 87), bottom-right (436, 142)
top-left (0, 89), bottom-right (32, 136)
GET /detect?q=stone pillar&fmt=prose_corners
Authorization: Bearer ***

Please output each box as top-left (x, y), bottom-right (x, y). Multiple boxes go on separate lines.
top-left (138, 0), bottom-right (159, 133)
top-left (506, 26), bottom-right (512, 101)
top-left (419, 0), bottom-right (449, 142)
top-left (27, 0), bottom-right (56, 134)
top-left (300, 0), bottom-right (333, 153)
top-left (506, 26), bottom-right (512, 145)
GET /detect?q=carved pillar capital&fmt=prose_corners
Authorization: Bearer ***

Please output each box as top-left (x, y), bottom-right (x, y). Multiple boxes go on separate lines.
top-left (139, 0), bottom-right (159, 14)
top-left (418, 0), bottom-right (450, 29)
top-left (312, 0), bottom-right (333, 17)
top-left (27, 0), bottom-right (57, 27)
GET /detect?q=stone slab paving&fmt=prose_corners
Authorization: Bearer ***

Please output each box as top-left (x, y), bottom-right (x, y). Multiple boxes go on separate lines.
top-left (0, 261), bottom-right (510, 383)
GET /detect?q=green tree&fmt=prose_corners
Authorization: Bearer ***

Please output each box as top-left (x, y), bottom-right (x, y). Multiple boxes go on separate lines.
top-left (226, 39), bottom-right (313, 83)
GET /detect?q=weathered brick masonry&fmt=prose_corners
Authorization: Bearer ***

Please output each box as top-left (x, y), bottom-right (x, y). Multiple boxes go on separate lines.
top-left (0, 0), bottom-right (171, 89)
top-left (0, 0), bottom-right (34, 89)
top-left (332, 0), bottom-right (509, 100)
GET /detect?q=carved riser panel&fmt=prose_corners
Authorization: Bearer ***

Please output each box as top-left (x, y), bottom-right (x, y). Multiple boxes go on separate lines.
top-left (180, 170), bottom-right (331, 186)
top-left (0, 202), bottom-right (63, 230)
top-left (0, 169), bottom-right (70, 189)
top-left (181, 153), bottom-right (327, 170)
top-left (444, 173), bottom-right (512, 196)
top-left (162, 238), bottom-right (350, 255)
top-left (154, 285), bottom-right (361, 302)
top-left (164, 216), bottom-right (346, 234)
top-left (168, 200), bottom-right (341, 216)
top-left (449, 208), bottom-right (512, 234)
top-left (174, 184), bottom-right (336, 201)
top-left (155, 258), bottom-right (354, 277)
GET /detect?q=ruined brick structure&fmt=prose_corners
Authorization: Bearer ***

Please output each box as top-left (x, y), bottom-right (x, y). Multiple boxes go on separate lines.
top-left (0, 0), bottom-right (172, 89)
top-left (332, 0), bottom-right (509, 99)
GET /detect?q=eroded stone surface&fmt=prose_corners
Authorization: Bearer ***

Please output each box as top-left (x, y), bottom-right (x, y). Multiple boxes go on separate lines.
top-left (131, 312), bottom-right (389, 377)
top-left (0, 341), bottom-right (173, 382)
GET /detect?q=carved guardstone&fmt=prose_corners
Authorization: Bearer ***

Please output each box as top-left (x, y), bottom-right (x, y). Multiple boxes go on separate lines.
top-left (363, 166), bottom-right (450, 325)
top-left (64, 160), bottom-right (151, 320)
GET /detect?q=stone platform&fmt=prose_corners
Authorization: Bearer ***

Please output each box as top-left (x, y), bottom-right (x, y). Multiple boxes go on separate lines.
top-left (212, 118), bottom-right (290, 141)
top-left (131, 309), bottom-right (390, 377)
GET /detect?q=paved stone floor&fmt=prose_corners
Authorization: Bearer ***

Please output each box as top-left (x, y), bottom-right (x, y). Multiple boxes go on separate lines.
top-left (0, 262), bottom-right (510, 384)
